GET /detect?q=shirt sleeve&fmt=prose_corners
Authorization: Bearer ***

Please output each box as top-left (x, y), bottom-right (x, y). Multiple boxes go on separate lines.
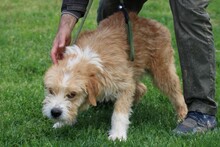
top-left (61, 0), bottom-right (89, 19)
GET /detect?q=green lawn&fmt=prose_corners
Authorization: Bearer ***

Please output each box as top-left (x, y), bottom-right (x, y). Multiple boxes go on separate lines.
top-left (0, 0), bottom-right (220, 146)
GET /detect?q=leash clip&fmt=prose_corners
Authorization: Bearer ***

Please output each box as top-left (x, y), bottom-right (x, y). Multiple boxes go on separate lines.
top-left (118, 3), bottom-right (129, 24)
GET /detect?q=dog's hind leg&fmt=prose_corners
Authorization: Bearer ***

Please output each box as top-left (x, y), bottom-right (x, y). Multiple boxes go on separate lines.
top-left (151, 60), bottom-right (188, 121)
top-left (108, 82), bottom-right (136, 141)
top-left (134, 82), bottom-right (147, 103)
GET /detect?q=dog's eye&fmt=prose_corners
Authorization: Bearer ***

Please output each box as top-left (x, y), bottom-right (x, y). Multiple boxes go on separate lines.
top-left (66, 92), bottom-right (76, 99)
top-left (48, 88), bottom-right (55, 95)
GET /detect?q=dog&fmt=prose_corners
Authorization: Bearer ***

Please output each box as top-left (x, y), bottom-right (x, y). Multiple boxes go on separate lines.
top-left (42, 12), bottom-right (188, 141)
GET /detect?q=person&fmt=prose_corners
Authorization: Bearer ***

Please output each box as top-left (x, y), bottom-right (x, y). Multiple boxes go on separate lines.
top-left (50, 0), bottom-right (217, 134)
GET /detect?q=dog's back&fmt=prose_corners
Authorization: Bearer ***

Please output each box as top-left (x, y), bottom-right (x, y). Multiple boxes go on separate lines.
top-left (76, 12), bottom-right (173, 80)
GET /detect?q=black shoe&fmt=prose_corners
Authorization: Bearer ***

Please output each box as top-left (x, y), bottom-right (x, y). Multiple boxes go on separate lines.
top-left (173, 111), bottom-right (217, 135)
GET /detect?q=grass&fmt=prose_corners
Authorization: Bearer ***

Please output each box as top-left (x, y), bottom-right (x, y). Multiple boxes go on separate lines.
top-left (0, 0), bottom-right (219, 146)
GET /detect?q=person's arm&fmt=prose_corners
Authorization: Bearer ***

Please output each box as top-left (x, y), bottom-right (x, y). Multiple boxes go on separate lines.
top-left (61, 0), bottom-right (89, 19)
top-left (51, 0), bottom-right (89, 64)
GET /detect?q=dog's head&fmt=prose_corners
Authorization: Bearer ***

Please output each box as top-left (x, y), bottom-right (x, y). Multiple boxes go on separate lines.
top-left (42, 45), bottom-right (103, 123)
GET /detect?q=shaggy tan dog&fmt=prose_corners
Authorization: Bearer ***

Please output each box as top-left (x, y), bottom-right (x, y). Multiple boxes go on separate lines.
top-left (43, 12), bottom-right (187, 141)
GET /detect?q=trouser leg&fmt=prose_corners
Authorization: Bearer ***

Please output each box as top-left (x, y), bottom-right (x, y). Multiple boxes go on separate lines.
top-left (97, 0), bottom-right (147, 23)
top-left (169, 0), bottom-right (217, 115)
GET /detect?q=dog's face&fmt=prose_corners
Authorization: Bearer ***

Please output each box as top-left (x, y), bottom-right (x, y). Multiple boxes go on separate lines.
top-left (42, 45), bottom-right (103, 124)
top-left (43, 67), bottom-right (87, 123)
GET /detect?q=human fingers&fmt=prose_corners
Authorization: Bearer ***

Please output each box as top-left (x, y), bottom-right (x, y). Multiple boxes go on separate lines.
top-left (51, 41), bottom-right (59, 64)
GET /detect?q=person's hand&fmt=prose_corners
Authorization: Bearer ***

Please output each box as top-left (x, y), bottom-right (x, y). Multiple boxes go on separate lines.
top-left (51, 14), bottom-right (77, 64)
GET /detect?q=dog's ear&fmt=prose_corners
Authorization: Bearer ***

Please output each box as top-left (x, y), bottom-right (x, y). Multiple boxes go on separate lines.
top-left (86, 75), bottom-right (99, 106)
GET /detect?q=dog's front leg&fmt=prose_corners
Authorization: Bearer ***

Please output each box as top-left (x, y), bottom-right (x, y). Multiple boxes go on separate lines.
top-left (53, 119), bottom-right (77, 129)
top-left (108, 86), bottom-right (135, 141)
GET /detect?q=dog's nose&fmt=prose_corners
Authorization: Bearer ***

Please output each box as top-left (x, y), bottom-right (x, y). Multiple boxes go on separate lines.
top-left (51, 108), bottom-right (62, 118)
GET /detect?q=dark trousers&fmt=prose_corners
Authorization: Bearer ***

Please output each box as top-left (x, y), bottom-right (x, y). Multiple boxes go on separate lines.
top-left (97, 0), bottom-right (217, 115)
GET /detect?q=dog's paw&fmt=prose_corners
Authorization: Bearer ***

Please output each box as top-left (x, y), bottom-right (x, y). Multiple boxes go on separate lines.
top-left (53, 122), bottom-right (65, 129)
top-left (177, 104), bottom-right (188, 122)
top-left (108, 130), bottom-right (127, 141)
top-left (52, 119), bottom-right (77, 129)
